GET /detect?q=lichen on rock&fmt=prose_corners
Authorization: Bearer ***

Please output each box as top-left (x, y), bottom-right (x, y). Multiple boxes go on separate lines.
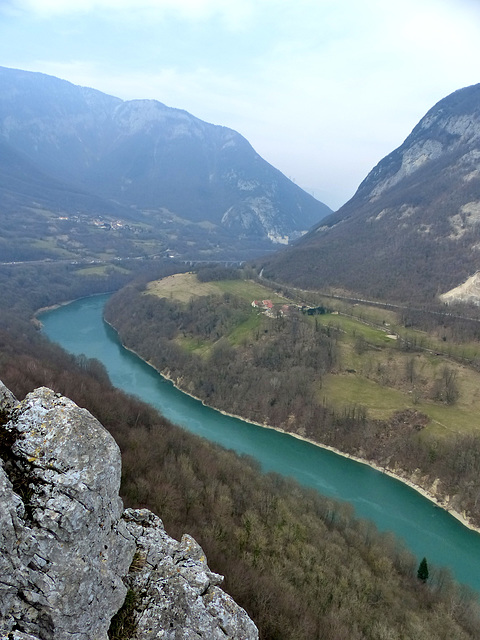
top-left (0, 381), bottom-right (258, 640)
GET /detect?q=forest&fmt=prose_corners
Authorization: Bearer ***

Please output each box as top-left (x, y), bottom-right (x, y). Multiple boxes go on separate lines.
top-left (1, 262), bottom-right (480, 639)
top-left (258, 145), bottom-right (480, 305)
top-left (105, 269), bottom-right (480, 532)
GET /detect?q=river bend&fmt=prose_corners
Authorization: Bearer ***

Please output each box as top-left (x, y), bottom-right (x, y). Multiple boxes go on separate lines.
top-left (40, 294), bottom-right (480, 592)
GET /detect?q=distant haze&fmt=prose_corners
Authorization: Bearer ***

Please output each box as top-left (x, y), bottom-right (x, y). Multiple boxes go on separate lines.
top-left (262, 81), bottom-right (480, 302)
top-left (1, 0), bottom-right (480, 209)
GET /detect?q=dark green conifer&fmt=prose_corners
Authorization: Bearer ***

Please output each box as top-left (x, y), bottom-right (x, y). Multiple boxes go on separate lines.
top-left (417, 557), bottom-right (429, 583)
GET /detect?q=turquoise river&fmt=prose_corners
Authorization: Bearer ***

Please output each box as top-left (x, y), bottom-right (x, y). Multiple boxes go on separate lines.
top-left (40, 293), bottom-right (480, 593)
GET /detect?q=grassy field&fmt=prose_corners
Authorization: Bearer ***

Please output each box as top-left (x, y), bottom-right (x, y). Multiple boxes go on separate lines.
top-left (146, 273), bottom-right (223, 302)
top-left (315, 295), bottom-right (480, 361)
top-left (214, 279), bottom-right (286, 303)
top-left (146, 272), bottom-right (480, 438)
top-left (316, 308), bottom-right (480, 437)
top-left (317, 313), bottom-right (400, 347)
top-left (228, 313), bottom-right (263, 346)
top-left (30, 238), bottom-right (76, 259)
top-left (75, 264), bottom-right (131, 277)
top-left (146, 272), bottom-right (287, 304)
top-left (174, 334), bottom-right (211, 355)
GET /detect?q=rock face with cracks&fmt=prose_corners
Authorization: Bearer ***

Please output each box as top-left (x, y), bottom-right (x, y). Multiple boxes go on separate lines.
top-left (0, 381), bottom-right (258, 640)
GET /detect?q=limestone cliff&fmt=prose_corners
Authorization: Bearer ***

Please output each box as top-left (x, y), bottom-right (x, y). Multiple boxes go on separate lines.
top-left (0, 382), bottom-right (258, 640)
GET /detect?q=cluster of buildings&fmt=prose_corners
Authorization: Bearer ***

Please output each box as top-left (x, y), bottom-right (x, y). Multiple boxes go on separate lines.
top-left (251, 299), bottom-right (298, 318)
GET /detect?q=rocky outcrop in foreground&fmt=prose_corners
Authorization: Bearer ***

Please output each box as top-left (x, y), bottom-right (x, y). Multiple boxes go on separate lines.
top-left (0, 382), bottom-right (258, 640)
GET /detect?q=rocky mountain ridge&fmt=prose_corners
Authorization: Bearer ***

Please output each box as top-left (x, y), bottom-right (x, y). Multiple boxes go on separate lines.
top-left (355, 84), bottom-right (480, 201)
top-left (262, 83), bottom-right (480, 303)
top-left (0, 381), bottom-right (258, 640)
top-left (0, 66), bottom-right (330, 253)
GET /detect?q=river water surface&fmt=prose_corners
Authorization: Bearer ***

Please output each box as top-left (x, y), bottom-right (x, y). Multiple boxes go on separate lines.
top-left (40, 293), bottom-right (480, 592)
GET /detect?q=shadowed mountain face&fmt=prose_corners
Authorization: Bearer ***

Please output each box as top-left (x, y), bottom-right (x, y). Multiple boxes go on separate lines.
top-left (0, 139), bottom-right (134, 218)
top-left (262, 84), bottom-right (480, 303)
top-left (0, 66), bottom-right (331, 253)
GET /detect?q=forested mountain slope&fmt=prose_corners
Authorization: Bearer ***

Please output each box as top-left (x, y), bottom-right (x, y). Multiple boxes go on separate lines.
top-left (0, 138), bottom-right (133, 217)
top-left (261, 83), bottom-right (480, 303)
top-left (0, 66), bottom-right (331, 253)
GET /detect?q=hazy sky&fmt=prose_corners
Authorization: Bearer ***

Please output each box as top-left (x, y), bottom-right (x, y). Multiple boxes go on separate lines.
top-left (1, 0), bottom-right (480, 209)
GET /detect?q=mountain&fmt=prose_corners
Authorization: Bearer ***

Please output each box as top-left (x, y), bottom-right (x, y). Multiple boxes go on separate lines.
top-left (0, 138), bottom-right (133, 217)
top-left (0, 66), bottom-right (331, 258)
top-left (261, 83), bottom-right (480, 303)
top-left (0, 137), bottom-right (146, 263)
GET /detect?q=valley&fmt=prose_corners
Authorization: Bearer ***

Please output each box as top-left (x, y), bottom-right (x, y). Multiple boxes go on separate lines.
top-left (105, 269), bottom-right (480, 530)
top-left (2, 64), bottom-right (480, 639)
top-left (113, 270), bottom-right (480, 435)
top-left (40, 293), bottom-right (480, 591)
top-left (0, 198), bottom-right (273, 264)
top-left (4, 264), bottom-right (480, 639)
top-left (0, 66), bottom-right (331, 264)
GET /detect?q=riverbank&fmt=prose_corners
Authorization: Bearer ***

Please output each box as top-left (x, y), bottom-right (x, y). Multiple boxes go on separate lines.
top-left (33, 300), bottom-right (75, 329)
top-left (104, 317), bottom-right (480, 537)
top-left (35, 291), bottom-right (116, 319)
top-left (204, 400), bottom-right (480, 535)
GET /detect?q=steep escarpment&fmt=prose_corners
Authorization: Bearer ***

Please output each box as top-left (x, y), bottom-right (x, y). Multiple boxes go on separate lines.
top-left (0, 382), bottom-right (258, 640)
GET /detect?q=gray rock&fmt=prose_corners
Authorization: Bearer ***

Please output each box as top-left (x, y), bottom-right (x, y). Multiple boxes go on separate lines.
top-left (122, 509), bottom-right (258, 639)
top-left (0, 380), bottom-right (18, 413)
top-left (0, 632), bottom-right (41, 640)
top-left (0, 386), bottom-right (135, 640)
top-left (0, 383), bottom-right (258, 639)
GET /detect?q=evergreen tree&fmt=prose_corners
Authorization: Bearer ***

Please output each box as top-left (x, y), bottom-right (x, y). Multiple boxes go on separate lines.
top-left (417, 557), bottom-right (429, 583)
